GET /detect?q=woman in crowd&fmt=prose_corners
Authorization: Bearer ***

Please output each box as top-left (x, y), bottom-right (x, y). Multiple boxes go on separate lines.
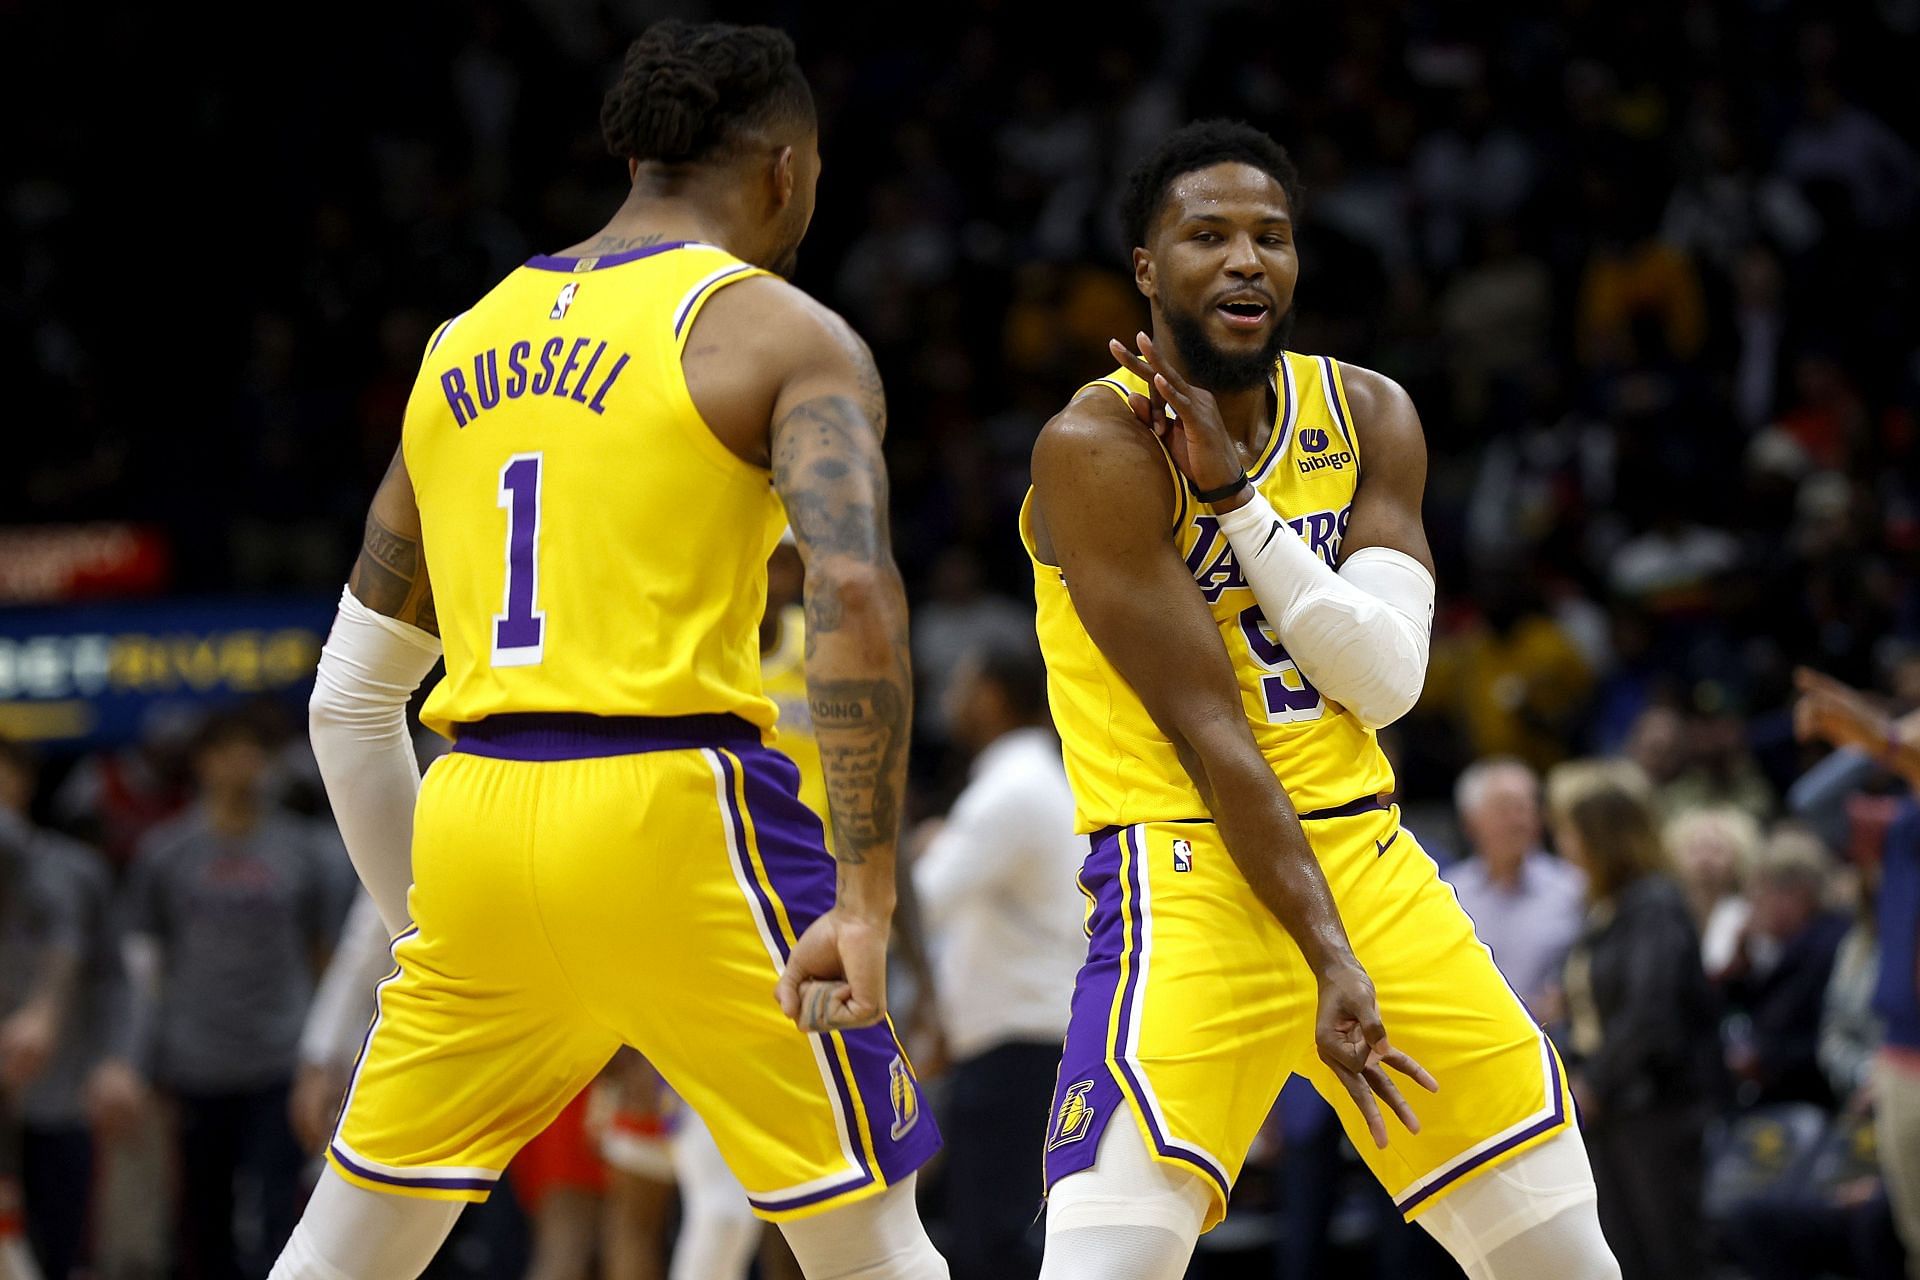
top-left (1551, 761), bottom-right (1722, 1280)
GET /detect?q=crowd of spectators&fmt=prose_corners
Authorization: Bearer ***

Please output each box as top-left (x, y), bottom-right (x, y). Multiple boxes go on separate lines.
top-left (4, 0), bottom-right (1920, 1276)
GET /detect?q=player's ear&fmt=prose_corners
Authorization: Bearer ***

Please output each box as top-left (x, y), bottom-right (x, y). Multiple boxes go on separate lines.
top-left (771, 145), bottom-right (796, 212)
top-left (1132, 247), bottom-right (1155, 300)
top-left (628, 157), bottom-right (639, 183)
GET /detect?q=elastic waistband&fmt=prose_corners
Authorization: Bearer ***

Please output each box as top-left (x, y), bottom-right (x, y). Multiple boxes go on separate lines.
top-left (1084, 796), bottom-right (1391, 851)
top-left (452, 713), bottom-right (760, 761)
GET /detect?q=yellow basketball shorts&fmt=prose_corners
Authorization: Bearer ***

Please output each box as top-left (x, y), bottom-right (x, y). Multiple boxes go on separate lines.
top-left (327, 713), bottom-right (939, 1220)
top-left (1044, 800), bottom-right (1572, 1232)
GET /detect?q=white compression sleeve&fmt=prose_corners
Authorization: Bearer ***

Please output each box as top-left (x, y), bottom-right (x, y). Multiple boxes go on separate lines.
top-left (777, 1175), bottom-right (947, 1280)
top-left (1214, 490), bottom-right (1433, 729)
top-left (1415, 1127), bottom-right (1619, 1280)
top-left (309, 586), bottom-right (441, 936)
top-left (299, 893), bottom-right (391, 1070)
top-left (270, 1165), bottom-right (462, 1280)
top-left (1039, 1115), bottom-right (1211, 1280)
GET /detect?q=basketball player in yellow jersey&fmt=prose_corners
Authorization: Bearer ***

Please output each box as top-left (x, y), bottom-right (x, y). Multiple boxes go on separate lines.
top-left (273, 22), bottom-right (946, 1280)
top-left (1027, 122), bottom-right (1619, 1280)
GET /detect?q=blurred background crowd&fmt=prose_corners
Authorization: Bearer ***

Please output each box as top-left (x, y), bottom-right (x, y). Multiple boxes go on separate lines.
top-left (3, 0), bottom-right (1918, 1276)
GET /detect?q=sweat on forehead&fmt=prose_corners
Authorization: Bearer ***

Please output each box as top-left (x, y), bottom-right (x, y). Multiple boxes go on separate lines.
top-left (1154, 164), bottom-right (1292, 233)
top-left (1119, 119), bottom-right (1302, 250)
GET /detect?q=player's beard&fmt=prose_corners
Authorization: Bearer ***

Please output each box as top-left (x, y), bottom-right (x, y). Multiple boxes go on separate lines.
top-left (1159, 298), bottom-right (1295, 393)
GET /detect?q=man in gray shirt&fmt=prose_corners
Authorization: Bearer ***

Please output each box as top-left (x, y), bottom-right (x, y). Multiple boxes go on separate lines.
top-left (1442, 757), bottom-right (1587, 1018)
top-left (122, 711), bottom-right (350, 1280)
top-left (0, 736), bottom-right (127, 1280)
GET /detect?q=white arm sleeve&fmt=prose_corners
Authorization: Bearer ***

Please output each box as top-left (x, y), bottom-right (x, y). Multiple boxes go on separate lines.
top-left (308, 586), bottom-right (441, 937)
top-left (298, 893), bottom-right (391, 1069)
top-left (1215, 490), bottom-right (1434, 730)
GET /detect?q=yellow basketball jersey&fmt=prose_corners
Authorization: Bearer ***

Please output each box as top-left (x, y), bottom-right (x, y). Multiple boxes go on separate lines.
top-left (760, 603), bottom-right (831, 832)
top-left (402, 242), bottom-right (784, 739)
top-left (1022, 351), bottom-right (1396, 832)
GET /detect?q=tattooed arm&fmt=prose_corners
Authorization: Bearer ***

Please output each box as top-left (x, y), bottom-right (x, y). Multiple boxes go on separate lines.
top-left (682, 279), bottom-right (912, 1033)
top-left (347, 451), bottom-right (437, 634)
top-left (768, 315), bottom-right (912, 1032)
top-left (309, 448), bottom-right (443, 935)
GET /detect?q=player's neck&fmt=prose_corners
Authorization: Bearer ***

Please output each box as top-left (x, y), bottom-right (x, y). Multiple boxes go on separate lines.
top-left (1152, 331), bottom-right (1274, 450)
top-left (567, 192), bottom-right (742, 261)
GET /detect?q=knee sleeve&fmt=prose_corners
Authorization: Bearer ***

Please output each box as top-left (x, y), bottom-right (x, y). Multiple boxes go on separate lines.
top-left (1417, 1128), bottom-right (1619, 1280)
top-left (778, 1175), bottom-right (947, 1280)
top-left (268, 1168), bottom-right (463, 1280)
top-left (1037, 1113), bottom-right (1212, 1280)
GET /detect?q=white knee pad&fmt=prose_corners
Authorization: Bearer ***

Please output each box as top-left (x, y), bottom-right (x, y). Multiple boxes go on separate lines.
top-left (777, 1174), bottom-right (947, 1280)
top-left (268, 1167), bottom-right (463, 1280)
top-left (1038, 1114), bottom-right (1213, 1280)
top-left (1416, 1128), bottom-right (1619, 1280)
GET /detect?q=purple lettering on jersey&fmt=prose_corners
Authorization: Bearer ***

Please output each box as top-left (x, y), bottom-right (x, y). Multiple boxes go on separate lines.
top-left (504, 340), bottom-right (532, 399)
top-left (569, 341), bottom-right (607, 404)
top-left (552, 337), bottom-right (591, 399)
top-left (440, 367), bottom-right (476, 428)
top-left (474, 348), bottom-right (501, 410)
top-left (494, 455), bottom-right (544, 654)
top-left (1184, 518), bottom-right (1247, 603)
top-left (530, 337), bottom-right (563, 395)
top-left (1304, 509), bottom-right (1337, 564)
top-left (587, 353), bottom-right (630, 415)
top-left (1238, 604), bottom-right (1322, 718)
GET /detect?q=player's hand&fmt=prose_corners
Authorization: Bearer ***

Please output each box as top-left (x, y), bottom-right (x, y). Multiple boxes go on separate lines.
top-left (0, 1000), bottom-right (60, 1091)
top-left (1108, 332), bottom-right (1244, 495)
top-left (1793, 667), bottom-right (1891, 754)
top-left (776, 907), bottom-right (890, 1034)
top-left (1314, 960), bottom-right (1437, 1149)
top-left (85, 1058), bottom-right (151, 1142)
top-left (289, 1062), bottom-right (348, 1154)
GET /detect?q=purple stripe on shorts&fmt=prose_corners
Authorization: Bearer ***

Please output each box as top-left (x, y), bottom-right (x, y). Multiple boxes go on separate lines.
top-left (1394, 1038), bottom-right (1568, 1215)
top-left (745, 1170), bottom-right (876, 1215)
top-left (733, 745), bottom-right (942, 1187)
top-left (329, 1143), bottom-right (497, 1193)
top-left (524, 241), bottom-right (694, 272)
top-left (1110, 828), bottom-right (1232, 1200)
top-left (1044, 831), bottom-right (1128, 1191)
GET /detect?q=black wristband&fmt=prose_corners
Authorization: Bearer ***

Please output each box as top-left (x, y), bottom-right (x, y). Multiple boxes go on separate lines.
top-left (1193, 472), bottom-right (1251, 504)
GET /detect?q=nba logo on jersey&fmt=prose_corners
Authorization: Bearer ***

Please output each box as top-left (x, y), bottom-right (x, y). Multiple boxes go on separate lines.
top-left (1173, 839), bottom-right (1194, 873)
top-left (888, 1055), bottom-right (920, 1140)
top-left (550, 282), bottom-right (579, 319)
top-left (1047, 1080), bottom-right (1096, 1150)
top-left (1301, 427), bottom-right (1329, 453)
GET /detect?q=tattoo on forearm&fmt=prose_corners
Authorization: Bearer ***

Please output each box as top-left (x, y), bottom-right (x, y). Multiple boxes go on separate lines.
top-left (810, 677), bottom-right (909, 866)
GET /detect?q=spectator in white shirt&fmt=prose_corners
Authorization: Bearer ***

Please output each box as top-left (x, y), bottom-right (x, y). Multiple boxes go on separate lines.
top-left (1443, 757), bottom-right (1586, 1018)
top-left (911, 637), bottom-right (1082, 1280)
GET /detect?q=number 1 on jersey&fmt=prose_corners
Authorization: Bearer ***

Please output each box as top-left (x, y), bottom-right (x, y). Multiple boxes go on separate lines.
top-left (492, 452), bottom-right (546, 667)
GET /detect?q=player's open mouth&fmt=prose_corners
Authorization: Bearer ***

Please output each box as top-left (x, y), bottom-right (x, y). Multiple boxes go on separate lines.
top-left (1216, 300), bottom-right (1271, 330)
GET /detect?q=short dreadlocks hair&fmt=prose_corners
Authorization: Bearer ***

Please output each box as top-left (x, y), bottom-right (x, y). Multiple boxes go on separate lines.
top-left (1119, 120), bottom-right (1302, 251)
top-left (601, 21), bottom-right (816, 166)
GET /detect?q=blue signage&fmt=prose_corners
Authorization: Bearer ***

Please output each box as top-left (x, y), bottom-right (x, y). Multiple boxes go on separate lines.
top-left (0, 597), bottom-right (337, 747)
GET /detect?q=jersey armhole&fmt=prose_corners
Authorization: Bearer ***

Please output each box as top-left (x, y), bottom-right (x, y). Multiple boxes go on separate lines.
top-left (663, 265), bottom-right (779, 480)
top-left (1323, 357), bottom-right (1361, 468)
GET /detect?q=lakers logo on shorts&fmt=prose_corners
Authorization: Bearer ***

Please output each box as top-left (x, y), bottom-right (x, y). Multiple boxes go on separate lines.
top-left (888, 1054), bottom-right (920, 1140)
top-left (1048, 1080), bottom-right (1097, 1150)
